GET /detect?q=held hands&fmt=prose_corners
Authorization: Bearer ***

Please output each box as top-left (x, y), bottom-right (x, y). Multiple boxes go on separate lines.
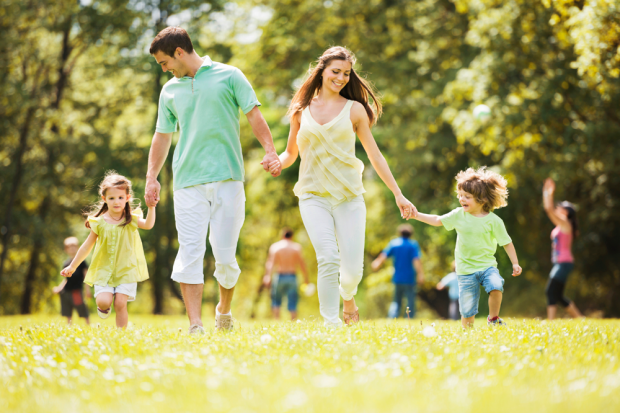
top-left (260, 152), bottom-right (282, 177)
top-left (512, 264), bottom-right (523, 277)
top-left (145, 178), bottom-right (161, 207)
top-left (395, 194), bottom-right (418, 220)
top-left (60, 266), bottom-right (75, 278)
top-left (262, 275), bottom-right (271, 288)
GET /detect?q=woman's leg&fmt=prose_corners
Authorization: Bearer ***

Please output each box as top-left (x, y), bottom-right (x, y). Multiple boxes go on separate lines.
top-left (333, 198), bottom-right (366, 315)
top-left (299, 197), bottom-right (341, 326)
top-left (566, 301), bottom-right (584, 318)
top-left (114, 293), bottom-right (129, 328)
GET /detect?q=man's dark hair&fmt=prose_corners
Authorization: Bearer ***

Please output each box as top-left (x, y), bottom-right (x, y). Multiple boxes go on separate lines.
top-left (398, 224), bottom-right (414, 239)
top-left (283, 228), bottom-right (294, 239)
top-left (150, 27), bottom-right (194, 57)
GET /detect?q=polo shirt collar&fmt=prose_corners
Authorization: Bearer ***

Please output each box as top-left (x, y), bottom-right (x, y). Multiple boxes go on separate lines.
top-left (197, 56), bottom-right (213, 73)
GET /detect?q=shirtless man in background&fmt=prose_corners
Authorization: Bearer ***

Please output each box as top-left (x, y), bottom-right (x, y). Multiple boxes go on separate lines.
top-left (264, 228), bottom-right (309, 320)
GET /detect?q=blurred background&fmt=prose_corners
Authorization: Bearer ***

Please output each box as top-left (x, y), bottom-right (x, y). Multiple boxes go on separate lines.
top-left (0, 0), bottom-right (618, 319)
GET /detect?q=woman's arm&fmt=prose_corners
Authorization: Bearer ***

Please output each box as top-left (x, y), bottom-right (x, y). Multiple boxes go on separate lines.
top-left (543, 178), bottom-right (571, 233)
top-left (352, 103), bottom-right (417, 220)
top-left (276, 111), bottom-right (301, 170)
top-left (137, 206), bottom-right (156, 230)
top-left (61, 231), bottom-right (98, 277)
top-left (414, 212), bottom-right (443, 227)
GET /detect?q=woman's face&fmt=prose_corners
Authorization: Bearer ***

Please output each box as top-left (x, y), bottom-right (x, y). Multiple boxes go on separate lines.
top-left (555, 206), bottom-right (569, 218)
top-left (321, 59), bottom-right (352, 94)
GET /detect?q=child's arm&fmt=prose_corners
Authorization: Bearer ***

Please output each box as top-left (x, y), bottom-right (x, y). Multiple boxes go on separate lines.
top-left (371, 253), bottom-right (387, 271)
top-left (502, 242), bottom-right (522, 276)
top-left (414, 212), bottom-right (443, 227)
top-left (52, 279), bottom-right (67, 294)
top-left (61, 231), bottom-right (98, 278)
top-left (137, 206), bottom-right (156, 230)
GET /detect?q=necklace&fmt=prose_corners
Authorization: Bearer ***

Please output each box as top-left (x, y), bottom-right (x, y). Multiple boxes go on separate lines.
top-left (107, 212), bottom-right (124, 222)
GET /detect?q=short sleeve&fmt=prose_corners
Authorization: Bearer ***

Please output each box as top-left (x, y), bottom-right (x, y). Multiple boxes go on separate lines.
top-left (155, 89), bottom-right (178, 133)
top-left (88, 216), bottom-right (100, 235)
top-left (231, 68), bottom-right (261, 114)
top-left (382, 240), bottom-right (394, 257)
top-left (440, 208), bottom-right (461, 231)
top-left (129, 211), bottom-right (143, 228)
top-left (412, 241), bottom-right (421, 259)
top-left (492, 216), bottom-right (512, 246)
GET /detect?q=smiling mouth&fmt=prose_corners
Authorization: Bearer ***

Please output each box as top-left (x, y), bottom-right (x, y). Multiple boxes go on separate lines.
top-left (332, 81), bottom-right (344, 87)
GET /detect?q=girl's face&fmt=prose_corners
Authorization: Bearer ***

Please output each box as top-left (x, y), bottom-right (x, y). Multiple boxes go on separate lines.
top-left (103, 187), bottom-right (129, 214)
top-left (321, 60), bottom-right (351, 94)
top-left (457, 190), bottom-right (483, 213)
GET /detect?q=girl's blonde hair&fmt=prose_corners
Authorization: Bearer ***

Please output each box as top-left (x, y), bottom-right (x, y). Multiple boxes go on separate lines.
top-left (455, 167), bottom-right (508, 212)
top-left (84, 171), bottom-right (141, 228)
top-left (286, 46), bottom-right (382, 126)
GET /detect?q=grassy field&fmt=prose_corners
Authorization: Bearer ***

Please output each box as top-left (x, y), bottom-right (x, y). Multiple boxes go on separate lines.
top-left (1, 315), bottom-right (619, 413)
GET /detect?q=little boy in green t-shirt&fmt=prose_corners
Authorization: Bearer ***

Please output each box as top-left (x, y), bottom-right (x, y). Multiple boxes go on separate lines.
top-left (414, 167), bottom-right (522, 328)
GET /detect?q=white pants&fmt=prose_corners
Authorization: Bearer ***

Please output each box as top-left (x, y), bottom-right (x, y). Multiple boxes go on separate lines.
top-left (172, 181), bottom-right (245, 289)
top-left (299, 194), bottom-right (366, 326)
top-left (94, 283), bottom-right (137, 302)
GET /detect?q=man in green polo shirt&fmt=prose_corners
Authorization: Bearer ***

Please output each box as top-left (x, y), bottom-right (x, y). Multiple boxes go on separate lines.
top-left (145, 27), bottom-right (281, 334)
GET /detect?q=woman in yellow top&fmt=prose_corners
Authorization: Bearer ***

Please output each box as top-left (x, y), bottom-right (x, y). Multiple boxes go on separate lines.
top-left (272, 47), bottom-right (417, 326)
top-left (61, 172), bottom-right (156, 328)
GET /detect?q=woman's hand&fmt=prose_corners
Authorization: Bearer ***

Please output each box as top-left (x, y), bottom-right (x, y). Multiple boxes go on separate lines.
top-left (543, 178), bottom-right (555, 196)
top-left (395, 194), bottom-right (417, 220)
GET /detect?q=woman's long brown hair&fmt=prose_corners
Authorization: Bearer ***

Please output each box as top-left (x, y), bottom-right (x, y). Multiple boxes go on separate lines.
top-left (287, 46), bottom-right (382, 125)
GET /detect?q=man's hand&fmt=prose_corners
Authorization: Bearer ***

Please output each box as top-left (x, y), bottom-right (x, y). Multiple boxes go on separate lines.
top-left (261, 152), bottom-right (282, 177)
top-left (145, 178), bottom-right (161, 207)
top-left (512, 264), bottom-right (522, 277)
top-left (262, 275), bottom-right (272, 288)
top-left (61, 266), bottom-right (75, 278)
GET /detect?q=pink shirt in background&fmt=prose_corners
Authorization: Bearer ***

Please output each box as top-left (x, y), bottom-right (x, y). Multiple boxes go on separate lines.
top-left (551, 226), bottom-right (574, 264)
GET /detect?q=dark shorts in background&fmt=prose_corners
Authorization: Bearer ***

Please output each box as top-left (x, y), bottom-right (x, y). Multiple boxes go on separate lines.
top-left (60, 290), bottom-right (89, 318)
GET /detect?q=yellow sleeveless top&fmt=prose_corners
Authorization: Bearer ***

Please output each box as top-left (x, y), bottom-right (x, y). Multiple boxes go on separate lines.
top-left (294, 100), bottom-right (365, 202)
top-left (84, 212), bottom-right (149, 287)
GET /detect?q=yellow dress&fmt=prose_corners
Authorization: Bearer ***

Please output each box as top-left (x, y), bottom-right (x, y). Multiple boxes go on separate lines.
top-left (294, 100), bottom-right (365, 203)
top-left (84, 212), bottom-right (149, 287)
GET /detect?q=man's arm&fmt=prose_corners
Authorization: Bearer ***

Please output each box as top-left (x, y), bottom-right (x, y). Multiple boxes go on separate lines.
top-left (145, 132), bottom-right (173, 207)
top-left (246, 106), bottom-right (282, 177)
top-left (371, 253), bottom-right (388, 271)
top-left (413, 258), bottom-right (425, 284)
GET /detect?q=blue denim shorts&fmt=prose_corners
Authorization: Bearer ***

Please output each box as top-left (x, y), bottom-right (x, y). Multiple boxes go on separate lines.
top-left (271, 274), bottom-right (299, 311)
top-left (457, 267), bottom-right (505, 318)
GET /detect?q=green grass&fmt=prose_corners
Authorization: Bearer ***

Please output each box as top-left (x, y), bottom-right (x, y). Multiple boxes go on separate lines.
top-left (1, 315), bottom-right (619, 412)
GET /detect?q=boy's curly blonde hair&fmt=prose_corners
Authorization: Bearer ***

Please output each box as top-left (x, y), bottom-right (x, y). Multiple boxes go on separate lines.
top-left (455, 167), bottom-right (508, 212)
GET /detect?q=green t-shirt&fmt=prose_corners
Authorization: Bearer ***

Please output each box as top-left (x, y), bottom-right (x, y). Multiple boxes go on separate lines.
top-left (440, 207), bottom-right (512, 275)
top-left (156, 56), bottom-right (261, 190)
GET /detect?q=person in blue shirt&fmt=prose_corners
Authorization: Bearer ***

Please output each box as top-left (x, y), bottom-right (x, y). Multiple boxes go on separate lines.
top-left (437, 262), bottom-right (460, 320)
top-left (372, 224), bottom-right (425, 318)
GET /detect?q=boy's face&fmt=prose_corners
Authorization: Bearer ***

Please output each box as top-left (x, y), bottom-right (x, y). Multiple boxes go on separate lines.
top-left (64, 244), bottom-right (78, 256)
top-left (457, 190), bottom-right (483, 213)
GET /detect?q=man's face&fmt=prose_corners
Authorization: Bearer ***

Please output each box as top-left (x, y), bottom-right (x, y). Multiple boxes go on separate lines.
top-left (153, 49), bottom-right (188, 78)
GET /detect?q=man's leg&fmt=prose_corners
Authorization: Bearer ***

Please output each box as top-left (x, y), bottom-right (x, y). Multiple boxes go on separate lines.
top-left (171, 185), bottom-right (211, 329)
top-left (181, 283), bottom-right (205, 327)
top-left (217, 284), bottom-right (235, 314)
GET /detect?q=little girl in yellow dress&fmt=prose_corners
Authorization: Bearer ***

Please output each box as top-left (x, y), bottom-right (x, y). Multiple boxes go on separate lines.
top-left (61, 172), bottom-right (156, 328)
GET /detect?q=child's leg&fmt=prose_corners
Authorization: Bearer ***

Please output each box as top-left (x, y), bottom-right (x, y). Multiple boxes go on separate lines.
top-left (481, 268), bottom-right (505, 318)
top-left (461, 316), bottom-right (475, 328)
top-left (96, 292), bottom-right (114, 311)
top-left (457, 274), bottom-right (480, 328)
top-left (489, 290), bottom-right (502, 318)
top-left (114, 293), bottom-right (129, 328)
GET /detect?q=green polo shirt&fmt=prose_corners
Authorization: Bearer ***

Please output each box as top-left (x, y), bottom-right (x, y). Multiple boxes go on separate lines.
top-left (156, 56), bottom-right (261, 190)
